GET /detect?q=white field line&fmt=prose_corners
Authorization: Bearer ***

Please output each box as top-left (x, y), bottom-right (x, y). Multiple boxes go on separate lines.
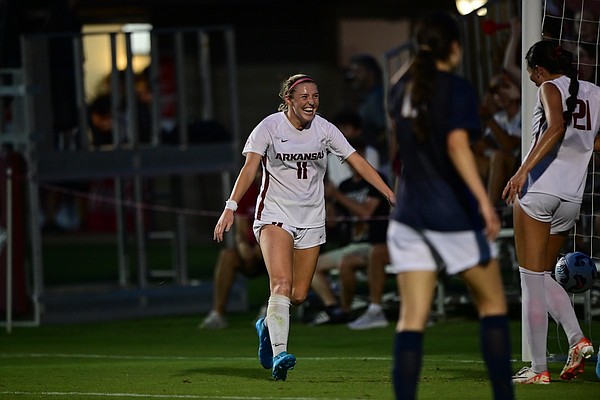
top-left (0, 392), bottom-right (359, 400)
top-left (0, 353), bottom-right (487, 363)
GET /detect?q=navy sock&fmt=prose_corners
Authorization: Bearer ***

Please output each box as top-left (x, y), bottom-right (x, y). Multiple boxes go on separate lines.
top-left (480, 315), bottom-right (514, 400)
top-left (392, 331), bottom-right (423, 400)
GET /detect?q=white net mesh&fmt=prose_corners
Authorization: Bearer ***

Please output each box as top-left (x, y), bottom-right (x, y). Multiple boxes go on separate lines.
top-left (541, 0), bottom-right (599, 352)
top-left (543, 0), bottom-right (600, 265)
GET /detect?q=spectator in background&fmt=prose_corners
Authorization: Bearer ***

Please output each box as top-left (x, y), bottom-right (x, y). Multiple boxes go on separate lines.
top-left (88, 94), bottom-right (114, 149)
top-left (135, 67), bottom-right (153, 144)
top-left (473, 73), bottom-right (521, 209)
top-left (572, 7), bottom-right (598, 45)
top-left (327, 108), bottom-right (380, 187)
top-left (325, 109), bottom-right (381, 250)
top-left (310, 138), bottom-right (390, 328)
top-left (89, 68), bottom-right (155, 148)
top-left (43, 0), bottom-right (82, 149)
top-left (39, 0), bottom-right (86, 232)
top-left (346, 54), bottom-right (389, 179)
top-left (200, 174), bottom-right (266, 329)
top-left (502, 18), bottom-right (522, 86)
top-left (574, 42), bottom-right (599, 84)
top-left (348, 240), bottom-right (391, 330)
top-left (563, 7), bottom-right (599, 83)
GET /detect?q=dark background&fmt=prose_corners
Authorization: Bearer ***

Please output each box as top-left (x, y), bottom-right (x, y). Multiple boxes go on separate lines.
top-left (3, 0), bottom-right (457, 65)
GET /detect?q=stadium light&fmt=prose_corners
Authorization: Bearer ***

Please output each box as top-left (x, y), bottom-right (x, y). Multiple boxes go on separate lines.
top-left (456, 0), bottom-right (488, 16)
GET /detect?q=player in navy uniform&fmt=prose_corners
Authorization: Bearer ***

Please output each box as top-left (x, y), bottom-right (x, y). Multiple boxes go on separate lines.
top-left (213, 73), bottom-right (394, 381)
top-left (504, 41), bottom-right (599, 384)
top-left (387, 12), bottom-right (514, 400)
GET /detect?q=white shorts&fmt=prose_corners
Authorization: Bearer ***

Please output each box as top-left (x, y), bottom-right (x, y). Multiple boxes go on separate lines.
top-left (518, 193), bottom-right (580, 234)
top-left (253, 220), bottom-right (326, 250)
top-left (318, 242), bottom-right (372, 266)
top-left (386, 220), bottom-right (498, 275)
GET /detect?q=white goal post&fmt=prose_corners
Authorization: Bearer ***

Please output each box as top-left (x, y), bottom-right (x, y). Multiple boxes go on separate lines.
top-left (519, 0), bottom-right (542, 362)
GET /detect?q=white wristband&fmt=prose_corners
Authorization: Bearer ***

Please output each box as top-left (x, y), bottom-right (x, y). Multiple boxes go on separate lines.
top-left (225, 199), bottom-right (238, 211)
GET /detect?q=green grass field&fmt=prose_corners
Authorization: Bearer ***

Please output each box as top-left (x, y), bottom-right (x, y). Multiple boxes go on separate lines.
top-left (0, 237), bottom-right (597, 399)
top-left (1, 313), bottom-right (598, 400)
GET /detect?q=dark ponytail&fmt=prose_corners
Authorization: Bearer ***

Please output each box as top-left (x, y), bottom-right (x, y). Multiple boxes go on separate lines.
top-left (409, 12), bottom-right (461, 142)
top-left (562, 62), bottom-right (579, 127)
top-left (526, 40), bottom-right (579, 127)
top-left (411, 48), bottom-right (437, 142)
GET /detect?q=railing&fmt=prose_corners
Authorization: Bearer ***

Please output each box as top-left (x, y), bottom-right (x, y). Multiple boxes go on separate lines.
top-left (0, 25), bottom-right (240, 327)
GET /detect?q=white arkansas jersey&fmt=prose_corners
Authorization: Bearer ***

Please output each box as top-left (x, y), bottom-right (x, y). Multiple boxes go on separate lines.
top-left (243, 112), bottom-right (355, 228)
top-left (524, 75), bottom-right (600, 202)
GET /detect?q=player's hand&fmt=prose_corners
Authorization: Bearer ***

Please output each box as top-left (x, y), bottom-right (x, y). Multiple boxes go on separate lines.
top-left (213, 209), bottom-right (235, 243)
top-left (386, 190), bottom-right (396, 208)
top-left (502, 168), bottom-right (527, 204)
top-left (479, 199), bottom-right (500, 241)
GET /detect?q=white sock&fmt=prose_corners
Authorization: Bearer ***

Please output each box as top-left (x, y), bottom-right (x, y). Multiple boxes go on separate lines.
top-left (544, 271), bottom-right (584, 346)
top-left (367, 303), bottom-right (382, 314)
top-left (520, 267), bottom-right (548, 373)
top-left (266, 294), bottom-right (291, 357)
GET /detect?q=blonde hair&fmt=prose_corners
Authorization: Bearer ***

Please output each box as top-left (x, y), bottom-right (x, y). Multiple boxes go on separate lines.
top-left (278, 74), bottom-right (315, 111)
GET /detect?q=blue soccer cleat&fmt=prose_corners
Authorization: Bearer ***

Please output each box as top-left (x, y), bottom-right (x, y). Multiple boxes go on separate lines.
top-left (272, 351), bottom-right (296, 381)
top-left (596, 345), bottom-right (600, 380)
top-left (255, 317), bottom-right (273, 369)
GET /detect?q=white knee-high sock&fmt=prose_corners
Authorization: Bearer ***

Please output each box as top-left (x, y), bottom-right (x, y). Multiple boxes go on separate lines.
top-left (544, 271), bottom-right (584, 346)
top-left (265, 294), bottom-right (291, 357)
top-left (520, 267), bottom-right (548, 373)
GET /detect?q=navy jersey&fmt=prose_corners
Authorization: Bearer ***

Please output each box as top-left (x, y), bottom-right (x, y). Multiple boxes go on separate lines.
top-left (389, 71), bottom-right (484, 231)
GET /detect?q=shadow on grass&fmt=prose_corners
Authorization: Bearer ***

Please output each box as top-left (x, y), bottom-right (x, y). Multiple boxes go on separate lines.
top-left (181, 366), bottom-right (271, 381)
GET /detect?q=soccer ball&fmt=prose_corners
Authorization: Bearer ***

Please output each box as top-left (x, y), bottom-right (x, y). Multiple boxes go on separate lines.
top-left (554, 252), bottom-right (598, 294)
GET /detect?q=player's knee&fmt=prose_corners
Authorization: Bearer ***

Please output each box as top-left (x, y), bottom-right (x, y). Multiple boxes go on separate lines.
top-left (290, 292), bottom-right (308, 306)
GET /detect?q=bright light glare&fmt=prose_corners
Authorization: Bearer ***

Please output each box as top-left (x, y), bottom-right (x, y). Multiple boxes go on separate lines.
top-left (122, 23), bottom-right (153, 55)
top-left (456, 0), bottom-right (488, 16)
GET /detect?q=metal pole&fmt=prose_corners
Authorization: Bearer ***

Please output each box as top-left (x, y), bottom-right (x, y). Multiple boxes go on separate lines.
top-left (174, 32), bottom-right (188, 148)
top-left (198, 30), bottom-right (214, 120)
top-left (109, 33), bottom-right (121, 148)
top-left (5, 168), bottom-right (12, 334)
top-left (124, 32), bottom-right (139, 148)
top-left (150, 32), bottom-right (161, 146)
top-left (108, 32), bottom-right (129, 287)
top-left (224, 29), bottom-right (240, 157)
top-left (72, 34), bottom-right (88, 150)
top-left (133, 155), bottom-right (147, 289)
top-left (176, 213), bottom-right (187, 285)
top-left (115, 176), bottom-right (128, 287)
top-left (22, 35), bottom-right (43, 326)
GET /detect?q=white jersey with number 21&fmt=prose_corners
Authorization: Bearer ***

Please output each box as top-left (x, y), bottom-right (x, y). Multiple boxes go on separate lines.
top-left (243, 112), bottom-right (355, 228)
top-left (525, 75), bottom-right (600, 203)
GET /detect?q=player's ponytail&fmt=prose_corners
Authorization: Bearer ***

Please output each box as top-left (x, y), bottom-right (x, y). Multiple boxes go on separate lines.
top-left (410, 12), bottom-right (461, 143)
top-left (410, 47), bottom-right (437, 142)
top-left (559, 51), bottom-right (579, 127)
top-left (526, 40), bottom-right (579, 127)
